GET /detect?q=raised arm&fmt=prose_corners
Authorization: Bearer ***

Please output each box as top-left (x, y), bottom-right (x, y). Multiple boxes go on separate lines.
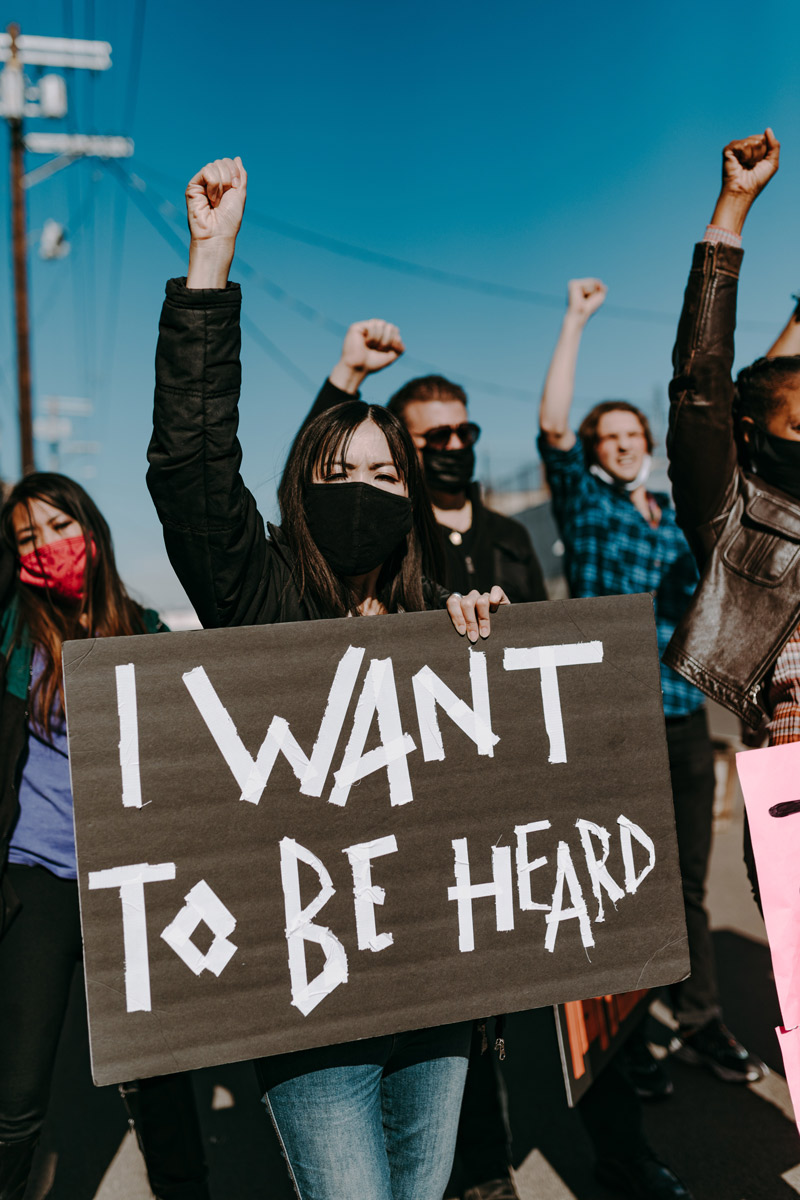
top-left (539, 279), bottom-right (607, 449)
top-left (147, 158), bottom-right (282, 628)
top-left (766, 299), bottom-right (800, 357)
top-left (185, 156), bottom-right (247, 289)
top-left (668, 129), bottom-right (780, 562)
top-left (302, 319), bottom-right (406, 430)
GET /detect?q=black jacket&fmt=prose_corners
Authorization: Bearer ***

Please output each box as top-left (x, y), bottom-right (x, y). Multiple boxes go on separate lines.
top-left (664, 241), bottom-right (800, 728)
top-left (147, 281), bottom-right (449, 629)
top-left (305, 379), bottom-right (547, 604)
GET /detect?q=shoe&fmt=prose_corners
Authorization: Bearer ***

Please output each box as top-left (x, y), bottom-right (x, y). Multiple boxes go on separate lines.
top-left (463, 1176), bottom-right (520, 1200)
top-left (670, 1018), bottom-right (767, 1083)
top-left (595, 1155), bottom-right (693, 1199)
top-left (622, 1038), bottom-right (674, 1101)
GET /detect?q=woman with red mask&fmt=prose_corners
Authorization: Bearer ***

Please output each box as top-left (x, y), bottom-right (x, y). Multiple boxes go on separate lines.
top-left (0, 473), bottom-right (209, 1200)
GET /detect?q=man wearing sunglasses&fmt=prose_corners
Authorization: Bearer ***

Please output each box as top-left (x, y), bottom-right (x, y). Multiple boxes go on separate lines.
top-left (306, 318), bottom-right (547, 607)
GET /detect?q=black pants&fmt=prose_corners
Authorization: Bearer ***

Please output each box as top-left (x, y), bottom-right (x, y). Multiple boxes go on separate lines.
top-left (453, 1014), bottom-right (649, 1187)
top-left (665, 708), bottom-right (720, 1029)
top-left (0, 864), bottom-right (207, 1200)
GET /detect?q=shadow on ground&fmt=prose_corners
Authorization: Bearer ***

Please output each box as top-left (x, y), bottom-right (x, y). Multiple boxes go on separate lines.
top-left (25, 930), bottom-right (799, 1199)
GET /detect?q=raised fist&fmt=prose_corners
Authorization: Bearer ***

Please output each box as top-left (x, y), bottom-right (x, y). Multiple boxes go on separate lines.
top-left (340, 319), bottom-right (405, 376)
top-left (185, 156), bottom-right (247, 243)
top-left (567, 278), bottom-right (607, 321)
top-left (720, 129), bottom-right (780, 200)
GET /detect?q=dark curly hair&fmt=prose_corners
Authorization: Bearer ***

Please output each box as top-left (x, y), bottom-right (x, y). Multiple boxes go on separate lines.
top-left (577, 401), bottom-right (654, 468)
top-left (736, 355), bottom-right (800, 428)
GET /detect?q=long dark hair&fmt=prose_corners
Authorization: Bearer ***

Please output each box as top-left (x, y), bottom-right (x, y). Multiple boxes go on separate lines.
top-left (279, 402), bottom-right (444, 616)
top-left (0, 473), bottom-right (146, 736)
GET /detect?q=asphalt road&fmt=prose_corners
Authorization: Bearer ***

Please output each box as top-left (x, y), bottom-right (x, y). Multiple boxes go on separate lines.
top-left (22, 706), bottom-right (800, 1200)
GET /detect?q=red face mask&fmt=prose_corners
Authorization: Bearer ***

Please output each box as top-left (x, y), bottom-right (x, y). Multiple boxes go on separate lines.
top-left (18, 535), bottom-right (96, 602)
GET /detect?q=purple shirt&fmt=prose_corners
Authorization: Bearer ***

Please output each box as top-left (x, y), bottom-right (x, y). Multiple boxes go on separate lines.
top-left (8, 647), bottom-right (76, 879)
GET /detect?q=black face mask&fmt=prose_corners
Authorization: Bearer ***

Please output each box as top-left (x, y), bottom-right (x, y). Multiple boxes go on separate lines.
top-left (422, 447), bottom-right (475, 494)
top-left (304, 481), bottom-right (413, 577)
top-left (749, 426), bottom-right (800, 501)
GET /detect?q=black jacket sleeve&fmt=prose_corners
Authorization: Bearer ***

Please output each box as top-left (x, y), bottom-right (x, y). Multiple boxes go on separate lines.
top-left (667, 241), bottom-right (742, 566)
top-left (147, 278), bottom-right (284, 628)
top-left (305, 378), bottom-right (359, 427)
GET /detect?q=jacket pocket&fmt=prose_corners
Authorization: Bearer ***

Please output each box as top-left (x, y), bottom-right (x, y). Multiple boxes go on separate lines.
top-left (722, 525), bottom-right (800, 587)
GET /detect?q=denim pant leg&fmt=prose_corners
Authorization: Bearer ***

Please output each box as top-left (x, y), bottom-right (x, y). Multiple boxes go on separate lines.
top-left (665, 708), bottom-right (721, 1029)
top-left (381, 1023), bottom-right (471, 1200)
top-left (263, 1056), bottom-right (393, 1200)
top-left (256, 1023), bottom-right (470, 1200)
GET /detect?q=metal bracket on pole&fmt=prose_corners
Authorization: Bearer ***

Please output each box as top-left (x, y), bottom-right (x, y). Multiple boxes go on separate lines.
top-left (0, 33), bottom-right (112, 70)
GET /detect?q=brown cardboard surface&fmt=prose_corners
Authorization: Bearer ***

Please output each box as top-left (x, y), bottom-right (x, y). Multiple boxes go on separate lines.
top-left (62, 595), bottom-right (688, 1085)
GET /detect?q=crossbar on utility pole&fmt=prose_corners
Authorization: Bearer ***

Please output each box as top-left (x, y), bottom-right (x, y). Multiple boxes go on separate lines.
top-left (8, 25), bottom-right (34, 474)
top-left (2, 23), bottom-right (126, 477)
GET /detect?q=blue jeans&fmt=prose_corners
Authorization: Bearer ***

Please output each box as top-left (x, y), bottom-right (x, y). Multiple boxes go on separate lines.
top-left (255, 1023), bottom-right (471, 1200)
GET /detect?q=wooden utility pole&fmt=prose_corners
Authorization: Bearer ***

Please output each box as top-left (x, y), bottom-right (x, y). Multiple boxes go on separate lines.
top-left (8, 25), bottom-right (34, 474)
top-left (1, 25), bottom-right (117, 477)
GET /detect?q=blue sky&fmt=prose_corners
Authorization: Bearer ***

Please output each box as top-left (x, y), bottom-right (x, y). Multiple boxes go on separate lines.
top-left (3, 0), bottom-right (800, 609)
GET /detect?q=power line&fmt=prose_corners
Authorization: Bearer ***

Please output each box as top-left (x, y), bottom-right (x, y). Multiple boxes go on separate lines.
top-left (131, 159), bottom-right (776, 334)
top-left (115, 165), bottom-right (539, 401)
top-left (101, 0), bottom-right (146, 398)
top-left (103, 159), bottom-right (318, 395)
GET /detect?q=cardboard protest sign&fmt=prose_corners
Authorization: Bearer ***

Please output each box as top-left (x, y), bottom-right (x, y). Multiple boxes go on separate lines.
top-left (737, 743), bottom-right (800, 1132)
top-left (554, 990), bottom-right (650, 1107)
top-left (63, 594), bottom-right (688, 1086)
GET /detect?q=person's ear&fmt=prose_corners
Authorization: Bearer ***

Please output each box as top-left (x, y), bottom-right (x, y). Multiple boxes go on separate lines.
top-left (740, 415), bottom-right (755, 444)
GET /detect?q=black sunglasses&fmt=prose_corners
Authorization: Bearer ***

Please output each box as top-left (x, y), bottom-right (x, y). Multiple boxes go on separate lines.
top-left (419, 422), bottom-right (481, 451)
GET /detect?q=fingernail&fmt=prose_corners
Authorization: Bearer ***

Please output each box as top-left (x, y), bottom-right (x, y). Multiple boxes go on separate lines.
top-left (468, 630), bottom-right (478, 643)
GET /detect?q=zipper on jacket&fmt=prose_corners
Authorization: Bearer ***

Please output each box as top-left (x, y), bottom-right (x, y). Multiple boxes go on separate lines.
top-left (692, 242), bottom-right (718, 353)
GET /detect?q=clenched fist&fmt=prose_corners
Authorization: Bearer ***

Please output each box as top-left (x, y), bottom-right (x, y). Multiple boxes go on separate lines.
top-left (709, 128), bottom-right (780, 237)
top-left (186, 156), bottom-right (247, 242)
top-left (329, 319), bottom-right (405, 394)
top-left (566, 278), bottom-right (607, 322)
top-left (185, 157), bottom-right (247, 289)
top-left (720, 129), bottom-right (780, 199)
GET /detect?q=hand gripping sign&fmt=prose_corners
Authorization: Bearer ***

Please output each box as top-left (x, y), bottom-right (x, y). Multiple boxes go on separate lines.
top-left (63, 595), bottom-right (689, 1085)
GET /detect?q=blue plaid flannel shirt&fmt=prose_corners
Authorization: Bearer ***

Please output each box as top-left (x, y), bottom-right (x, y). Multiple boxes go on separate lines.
top-left (539, 435), bottom-right (703, 718)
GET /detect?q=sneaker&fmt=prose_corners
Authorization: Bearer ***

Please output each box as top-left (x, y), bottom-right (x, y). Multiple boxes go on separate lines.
top-left (595, 1154), bottom-right (693, 1199)
top-left (622, 1037), bottom-right (674, 1101)
top-left (463, 1176), bottom-right (520, 1200)
top-left (670, 1018), bottom-right (767, 1083)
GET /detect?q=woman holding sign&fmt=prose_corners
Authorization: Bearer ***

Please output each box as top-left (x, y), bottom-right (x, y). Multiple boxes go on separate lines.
top-left (0, 474), bottom-right (209, 1200)
top-left (146, 155), bottom-right (509, 1200)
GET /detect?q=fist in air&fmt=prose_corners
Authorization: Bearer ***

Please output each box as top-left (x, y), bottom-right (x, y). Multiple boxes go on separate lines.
top-left (330, 319), bottom-right (406, 393)
top-left (341, 319), bottom-right (405, 376)
top-left (720, 129), bottom-right (780, 200)
top-left (186, 156), bottom-right (247, 243)
top-left (567, 278), bottom-right (607, 322)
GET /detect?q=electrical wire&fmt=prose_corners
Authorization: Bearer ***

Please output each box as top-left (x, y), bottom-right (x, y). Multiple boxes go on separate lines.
top-left (103, 160), bottom-right (319, 394)
top-left (131, 160), bottom-right (776, 334)
top-left (115, 165), bottom-right (538, 401)
top-left (101, 0), bottom-right (146, 400)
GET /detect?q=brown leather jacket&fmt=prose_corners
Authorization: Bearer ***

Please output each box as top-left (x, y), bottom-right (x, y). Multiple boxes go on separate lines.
top-left (663, 241), bottom-right (800, 728)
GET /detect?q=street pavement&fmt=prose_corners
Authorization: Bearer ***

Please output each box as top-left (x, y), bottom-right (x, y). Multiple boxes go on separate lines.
top-left (23, 706), bottom-right (800, 1200)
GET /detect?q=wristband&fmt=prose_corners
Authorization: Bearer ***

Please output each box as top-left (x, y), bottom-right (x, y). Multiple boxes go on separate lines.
top-left (703, 225), bottom-right (743, 248)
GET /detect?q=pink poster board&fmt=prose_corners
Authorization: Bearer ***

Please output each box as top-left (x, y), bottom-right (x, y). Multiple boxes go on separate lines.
top-left (737, 742), bottom-right (800, 1132)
